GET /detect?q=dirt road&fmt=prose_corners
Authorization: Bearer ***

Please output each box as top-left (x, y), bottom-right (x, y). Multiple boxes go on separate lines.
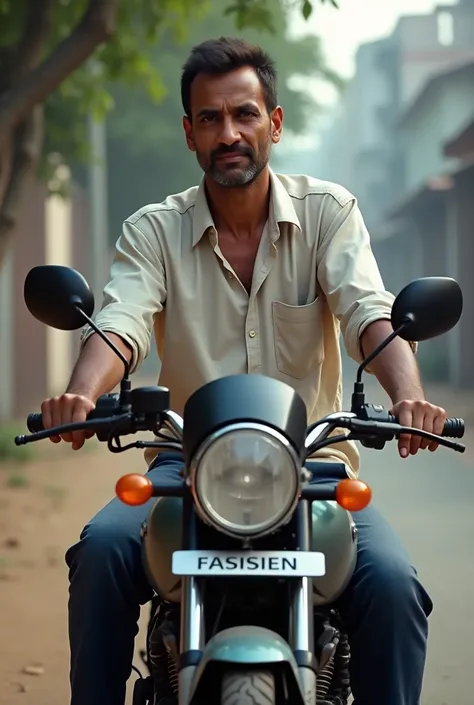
top-left (0, 381), bottom-right (472, 704)
top-left (0, 439), bottom-right (150, 704)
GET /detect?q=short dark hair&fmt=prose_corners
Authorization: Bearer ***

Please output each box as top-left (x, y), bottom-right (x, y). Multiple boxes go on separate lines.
top-left (181, 37), bottom-right (278, 118)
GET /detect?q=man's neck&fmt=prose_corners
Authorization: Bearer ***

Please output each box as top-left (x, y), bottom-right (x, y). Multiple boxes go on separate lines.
top-left (205, 168), bottom-right (271, 239)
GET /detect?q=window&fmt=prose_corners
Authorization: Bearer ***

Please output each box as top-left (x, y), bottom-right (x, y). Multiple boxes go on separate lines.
top-left (437, 11), bottom-right (454, 46)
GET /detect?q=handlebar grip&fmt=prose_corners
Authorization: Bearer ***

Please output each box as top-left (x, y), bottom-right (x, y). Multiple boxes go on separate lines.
top-left (442, 417), bottom-right (465, 438)
top-left (26, 407), bottom-right (101, 433)
top-left (389, 414), bottom-right (465, 439)
top-left (27, 413), bottom-right (44, 433)
top-left (25, 393), bottom-right (121, 435)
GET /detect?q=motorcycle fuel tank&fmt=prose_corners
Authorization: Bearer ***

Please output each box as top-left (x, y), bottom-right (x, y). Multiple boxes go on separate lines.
top-left (142, 496), bottom-right (357, 607)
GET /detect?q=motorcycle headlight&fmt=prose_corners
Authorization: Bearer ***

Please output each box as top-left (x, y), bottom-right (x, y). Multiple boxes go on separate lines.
top-left (191, 423), bottom-right (301, 538)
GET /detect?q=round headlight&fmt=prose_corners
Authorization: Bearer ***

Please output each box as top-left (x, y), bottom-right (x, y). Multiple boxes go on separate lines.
top-left (191, 424), bottom-right (301, 537)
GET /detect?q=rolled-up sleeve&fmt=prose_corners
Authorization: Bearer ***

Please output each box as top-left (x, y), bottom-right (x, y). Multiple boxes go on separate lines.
top-left (80, 217), bottom-right (166, 373)
top-left (316, 196), bottom-right (396, 365)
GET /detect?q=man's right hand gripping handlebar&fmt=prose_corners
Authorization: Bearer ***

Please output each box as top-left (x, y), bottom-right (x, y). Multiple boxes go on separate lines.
top-left (41, 394), bottom-right (96, 450)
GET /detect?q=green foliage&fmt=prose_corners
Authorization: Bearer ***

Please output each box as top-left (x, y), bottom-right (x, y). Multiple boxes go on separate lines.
top-left (1, 0), bottom-right (340, 231)
top-left (5, 472), bottom-right (30, 488)
top-left (34, 0), bottom-right (338, 188)
top-left (36, 0), bottom-right (210, 181)
top-left (0, 423), bottom-right (34, 463)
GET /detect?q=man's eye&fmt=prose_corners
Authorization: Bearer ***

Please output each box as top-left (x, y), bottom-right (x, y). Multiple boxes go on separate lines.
top-left (201, 115), bottom-right (215, 123)
top-left (239, 110), bottom-right (255, 118)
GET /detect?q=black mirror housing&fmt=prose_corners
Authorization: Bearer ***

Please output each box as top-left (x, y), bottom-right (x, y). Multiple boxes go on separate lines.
top-left (391, 276), bottom-right (463, 342)
top-left (24, 265), bottom-right (95, 331)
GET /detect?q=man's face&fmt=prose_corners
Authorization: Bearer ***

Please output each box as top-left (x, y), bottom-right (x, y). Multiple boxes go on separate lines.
top-left (183, 66), bottom-right (283, 187)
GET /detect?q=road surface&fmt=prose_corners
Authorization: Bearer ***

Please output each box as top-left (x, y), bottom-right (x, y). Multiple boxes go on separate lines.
top-left (352, 370), bottom-right (474, 705)
top-left (360, 431), bottom-right (474, 704)
top-left (0, 378), bottom-right (472, 704)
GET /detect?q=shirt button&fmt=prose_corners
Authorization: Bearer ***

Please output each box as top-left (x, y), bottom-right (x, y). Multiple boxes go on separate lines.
top-left (227, 272), bottom-right (233, 280)
top-left (248, 330), bottom-right (256, 338)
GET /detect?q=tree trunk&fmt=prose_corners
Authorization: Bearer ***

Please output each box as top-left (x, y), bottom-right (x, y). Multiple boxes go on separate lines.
top-left (0, 109), bottom-right (44, 264)
top-left (0, 0), bottom-right (118, 267)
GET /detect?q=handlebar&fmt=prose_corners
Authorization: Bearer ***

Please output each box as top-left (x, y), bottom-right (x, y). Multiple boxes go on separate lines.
top-left (24, 388), bottom-right (172, 441)
top-left (27, 408), bottom-right (104, 433)
top-left (26, 392), bottom-right (123, 441)
top-left (25, 404), bottom-right (465, 439)
top-left (27, 410), bottom-right (93, 433)
top-left (15, 391), bottom-right (466, 454)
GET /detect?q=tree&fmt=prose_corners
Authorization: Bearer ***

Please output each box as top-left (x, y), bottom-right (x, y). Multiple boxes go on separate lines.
top-left (103, 0), bottom-right (343, 240)
top-left (0, 0), bottom-right (337, 264)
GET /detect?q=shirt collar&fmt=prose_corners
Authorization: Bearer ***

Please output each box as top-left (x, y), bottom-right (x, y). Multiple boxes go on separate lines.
top-left (191, 168), bottom-right (302, 247)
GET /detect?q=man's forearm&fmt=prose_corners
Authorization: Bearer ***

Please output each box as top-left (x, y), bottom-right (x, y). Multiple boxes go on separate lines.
top-left (66, 333), bottom-right (133, 402)
top-left (360, 319), bottom-right (425, 404)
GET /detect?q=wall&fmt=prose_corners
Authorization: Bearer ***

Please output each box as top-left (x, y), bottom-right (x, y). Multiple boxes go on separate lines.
top-left (12, 178), bottom-right (48, 416)
top-left (450, 167), bottom-right (474, 387)
top-left (45, 179), bottom-right (73, 397)
top-left (396, 5), bottom-right (474, 107)
top-left (6, 177), bottom-right (90, 418)
top-left (402, 68), bottom-right (474, 193)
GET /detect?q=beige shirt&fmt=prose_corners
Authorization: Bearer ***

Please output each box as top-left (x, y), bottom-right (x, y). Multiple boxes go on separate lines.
top-left (81, 170), bottom-right (396, 476)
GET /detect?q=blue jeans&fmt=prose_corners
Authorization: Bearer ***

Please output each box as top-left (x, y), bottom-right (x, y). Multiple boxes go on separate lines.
top-left (65, 455), bottom-right (433, 705)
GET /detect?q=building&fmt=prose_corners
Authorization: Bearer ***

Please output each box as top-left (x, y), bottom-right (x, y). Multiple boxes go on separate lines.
top-left (312, 0), bottom-right (474, 385)
top-left (0, 172), bottom-right (92, 419)
top-left (443, 111), bottom-right (474, 385)
top-left (386, 59), bottom-right (474, 386)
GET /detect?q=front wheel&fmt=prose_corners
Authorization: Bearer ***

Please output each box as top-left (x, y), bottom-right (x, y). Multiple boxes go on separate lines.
top-left (221, 670), bottom-right (275, 705)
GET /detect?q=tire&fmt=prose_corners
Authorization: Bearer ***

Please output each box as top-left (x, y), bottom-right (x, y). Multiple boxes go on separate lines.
top-left (221, 670), bottom-right (275, 705)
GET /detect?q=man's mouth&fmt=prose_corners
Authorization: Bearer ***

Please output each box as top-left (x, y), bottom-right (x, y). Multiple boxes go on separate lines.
top-left (215, 152), bottom-right (247, 162)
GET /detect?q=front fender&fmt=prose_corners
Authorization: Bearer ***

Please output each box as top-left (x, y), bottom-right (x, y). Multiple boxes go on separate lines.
top-left (188, 626), bottom-right (306, 705)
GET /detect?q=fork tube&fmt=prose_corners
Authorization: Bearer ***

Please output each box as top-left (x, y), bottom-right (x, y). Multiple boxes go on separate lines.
top-left (179, 497), bottom-right (204, 705)
top-left (290, 499), bottom-right (317, 705)
top-left (180, 575), bottom-right (204, 652)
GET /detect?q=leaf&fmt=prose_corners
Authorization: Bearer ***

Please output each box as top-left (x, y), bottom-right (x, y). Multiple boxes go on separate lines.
top-left (225, 0), bottom-right (276, 33)
top-left (302, 0), bottom-right (313, 20)
top-left (1, 0), bottom-right (341, 218)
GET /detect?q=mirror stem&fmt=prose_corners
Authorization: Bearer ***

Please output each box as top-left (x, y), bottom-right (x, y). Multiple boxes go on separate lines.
top-left (73, 303), bottom-right (132, 410)
top-left (356, 323), bottom-right (406, 384)
top-left (351, 318), bottom-right (411, 415)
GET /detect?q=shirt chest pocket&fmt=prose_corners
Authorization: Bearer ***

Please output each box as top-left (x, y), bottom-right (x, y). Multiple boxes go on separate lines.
top-left (272, 296), bottom-right (325, 380)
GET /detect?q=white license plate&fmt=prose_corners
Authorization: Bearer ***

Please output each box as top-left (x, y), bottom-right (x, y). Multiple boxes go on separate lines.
top-left (172, 550), bottom-right (326, 577)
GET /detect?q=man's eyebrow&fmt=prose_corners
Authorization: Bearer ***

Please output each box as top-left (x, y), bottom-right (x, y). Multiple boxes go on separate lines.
top-left (196, 107), bottom-right (218, 119)
top-left (196, 102), bottom-right (261, 119)
top-left (237, 102), bottom-right (262, 115)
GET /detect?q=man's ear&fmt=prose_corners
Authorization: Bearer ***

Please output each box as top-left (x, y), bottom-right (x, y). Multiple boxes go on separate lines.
top-left (270, 106), bottom-right (283, 144)
top-left (183, 115), bottom-right (196, 152)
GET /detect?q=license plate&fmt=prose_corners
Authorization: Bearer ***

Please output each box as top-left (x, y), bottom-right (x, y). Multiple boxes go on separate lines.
top-left (171, 550), bottom-right (326, 577)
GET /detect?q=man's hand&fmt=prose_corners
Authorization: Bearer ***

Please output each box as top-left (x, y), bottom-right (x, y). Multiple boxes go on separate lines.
top-left (41, 394), bottom-right (96, 451)
top-left (390, 399), bottom-right (447, 458)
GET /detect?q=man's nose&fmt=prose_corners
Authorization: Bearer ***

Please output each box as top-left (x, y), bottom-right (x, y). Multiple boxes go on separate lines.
top-left (218, 117), bottom-right (240, 145)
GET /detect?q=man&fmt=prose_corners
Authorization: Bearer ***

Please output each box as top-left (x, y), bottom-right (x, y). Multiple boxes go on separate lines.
top-left (42, 37), bottom-right (445, 705)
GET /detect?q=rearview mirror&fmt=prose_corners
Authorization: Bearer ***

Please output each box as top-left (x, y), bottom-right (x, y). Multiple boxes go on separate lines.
top-left (24, 265), bottom-right (95, 331)
top-left (391, 276), bottom-right (462, 342)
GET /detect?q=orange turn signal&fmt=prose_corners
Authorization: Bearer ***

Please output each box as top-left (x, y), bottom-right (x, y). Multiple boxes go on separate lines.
top-left (115, 473), bottom-right (153, 506)
top-left (335, 478), bottom-right (372, 512)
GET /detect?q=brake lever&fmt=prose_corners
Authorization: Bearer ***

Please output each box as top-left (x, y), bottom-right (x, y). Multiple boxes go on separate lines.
top-left (349, 419), bottom-right (465, 453)
top-left (394, 424), bottom-right (465, 453)
top-left (14, 415), bottom-right (131, 446)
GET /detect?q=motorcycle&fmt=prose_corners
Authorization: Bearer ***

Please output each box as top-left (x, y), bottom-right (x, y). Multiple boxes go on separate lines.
top-left (15, 265), bottom-right (465, 705)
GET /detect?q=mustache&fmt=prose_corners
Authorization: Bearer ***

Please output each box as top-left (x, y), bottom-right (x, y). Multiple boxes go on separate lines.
top-left (211, 145), bottom-right (254, 160)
